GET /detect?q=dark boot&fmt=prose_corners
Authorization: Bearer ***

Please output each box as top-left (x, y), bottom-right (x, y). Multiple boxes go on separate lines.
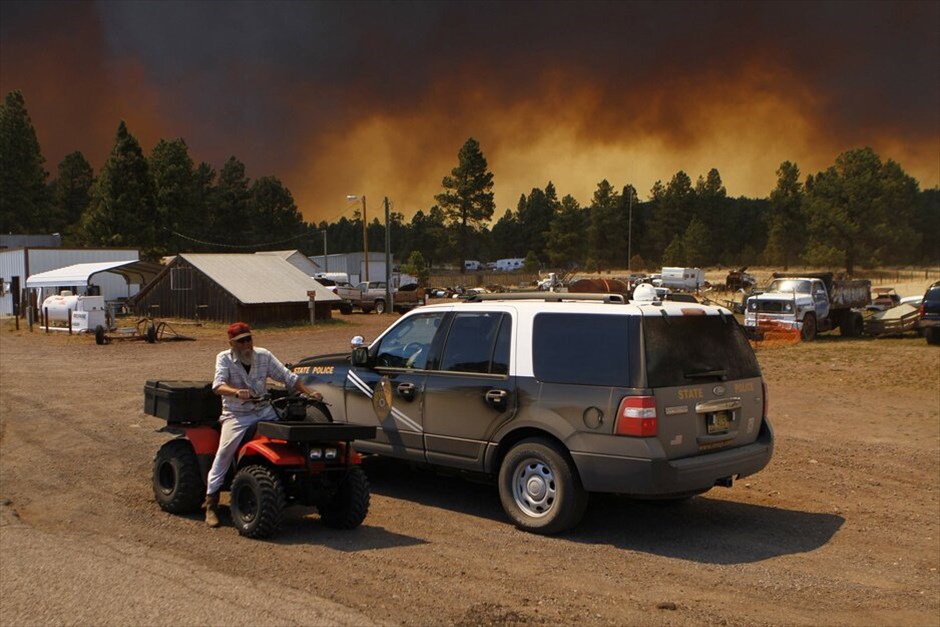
top-left (204, 493), bottom-right (221, 528)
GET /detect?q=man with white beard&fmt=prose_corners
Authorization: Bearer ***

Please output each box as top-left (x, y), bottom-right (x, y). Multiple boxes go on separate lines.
top-left (203, 321), bottom-right (321, 528)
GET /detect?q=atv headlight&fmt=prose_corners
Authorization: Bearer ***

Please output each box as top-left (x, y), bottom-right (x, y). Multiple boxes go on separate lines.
top-left (324, 448), bottom-right (338, 460)
top-left (309, 448), bottom-right (323, 460)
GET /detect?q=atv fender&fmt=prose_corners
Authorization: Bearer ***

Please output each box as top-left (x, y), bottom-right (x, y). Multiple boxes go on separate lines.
top-left (158, 424), bottom-right (220, 456)
top-left (157, 425), bottom-right (220, 482)
top-left (238, 438), bottom-right (306, 467)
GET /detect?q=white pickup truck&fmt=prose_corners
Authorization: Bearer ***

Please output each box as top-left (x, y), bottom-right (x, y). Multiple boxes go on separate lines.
top-left (336, 281), bottom-right (425, 315)
top-left (744, 272), bottom-right (871, 340)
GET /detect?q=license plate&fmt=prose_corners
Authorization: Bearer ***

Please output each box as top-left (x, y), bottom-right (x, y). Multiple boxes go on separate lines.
top-left (707, 411), bottom-right (731, 434)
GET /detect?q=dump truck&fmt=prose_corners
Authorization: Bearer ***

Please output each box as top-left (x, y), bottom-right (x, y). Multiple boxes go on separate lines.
top-left (744, 272), bottom-right (871, 341)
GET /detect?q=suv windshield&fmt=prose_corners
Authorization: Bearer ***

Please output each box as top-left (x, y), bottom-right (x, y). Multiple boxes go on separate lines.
top-left (644, 315), bottom-right (760, 387)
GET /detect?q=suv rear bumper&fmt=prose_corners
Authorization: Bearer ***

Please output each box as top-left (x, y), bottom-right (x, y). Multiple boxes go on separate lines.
top-left (571, 420), bottom-right (774, 496)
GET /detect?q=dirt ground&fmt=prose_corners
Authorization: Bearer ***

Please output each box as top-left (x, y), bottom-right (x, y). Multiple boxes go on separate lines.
top-left (1, 282), bottom-right (938, 626)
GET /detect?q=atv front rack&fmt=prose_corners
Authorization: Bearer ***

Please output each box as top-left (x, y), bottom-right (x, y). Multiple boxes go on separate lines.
top-left (257, 421), bottom-right (376, 443)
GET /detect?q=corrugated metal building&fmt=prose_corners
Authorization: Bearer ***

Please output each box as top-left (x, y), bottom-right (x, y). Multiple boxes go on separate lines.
top-left (308, 252), bottom-right (393, 284)
top-left (129, 253), bottom-right (340, 323)
top-left (0, 247), bottom-right (140, 316)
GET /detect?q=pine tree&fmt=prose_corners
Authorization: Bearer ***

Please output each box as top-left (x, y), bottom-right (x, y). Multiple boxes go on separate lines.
top-left (763, 161), bottom-right (804, 269)
top-left (150, 138), bottom-right (197, 254)
top-left (50, 151), bottom-right (93, 241)
top-left (248, 176), bottom-right (306, 247)
top-left (435, 138), bottom-right (495, 268)
top-left (802, 148), bottom-right (919, 273)
top-left (0, 90), bottom-right (51, 233)
top-left (81, 121), bottom-right (157, 256)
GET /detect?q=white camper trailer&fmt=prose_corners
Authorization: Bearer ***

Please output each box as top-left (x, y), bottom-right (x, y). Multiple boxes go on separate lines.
top-left (660, 267), bottom-right (705, 291)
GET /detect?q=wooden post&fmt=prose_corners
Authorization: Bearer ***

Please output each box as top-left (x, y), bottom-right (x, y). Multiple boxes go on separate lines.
top-left (44, 307), bottom-right (49, 333)
top-left (68, 308), bottom-right (72, 335)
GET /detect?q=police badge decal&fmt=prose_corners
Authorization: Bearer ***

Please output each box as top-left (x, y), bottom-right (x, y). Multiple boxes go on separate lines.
top-left (372, 376), bottom-right (393, 419)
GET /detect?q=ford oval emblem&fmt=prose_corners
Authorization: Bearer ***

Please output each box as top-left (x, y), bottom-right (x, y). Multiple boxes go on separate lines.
top-left (713, 385), bottom-right (726, 396)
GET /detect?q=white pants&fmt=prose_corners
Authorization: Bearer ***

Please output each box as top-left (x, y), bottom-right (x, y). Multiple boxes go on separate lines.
top-left (205, 406), bottom-right (276, 496)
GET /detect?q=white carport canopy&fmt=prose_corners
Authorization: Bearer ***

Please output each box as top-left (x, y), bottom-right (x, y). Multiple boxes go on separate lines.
top-left (26, 260), bottom-right (163, 289)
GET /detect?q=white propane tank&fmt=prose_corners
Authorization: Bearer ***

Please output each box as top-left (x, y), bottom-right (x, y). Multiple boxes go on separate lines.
top-left (42, 292), bottom-right (81, 323)
top-left (41, 292), bottom-right (107, 331)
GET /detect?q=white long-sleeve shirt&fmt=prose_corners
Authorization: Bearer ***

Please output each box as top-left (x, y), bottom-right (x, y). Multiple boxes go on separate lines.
top-left (212, 347), bottom-right (298, 417)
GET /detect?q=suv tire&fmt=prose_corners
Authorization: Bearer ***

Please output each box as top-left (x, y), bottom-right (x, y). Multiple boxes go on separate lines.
top-left (498, 438), bottom-right (588, 535)
top-left (926, 327), bottom-right (940, 345)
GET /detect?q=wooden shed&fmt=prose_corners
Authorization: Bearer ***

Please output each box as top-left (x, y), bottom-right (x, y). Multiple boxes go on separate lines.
top-left (129, 253), bottom-right (340, 324)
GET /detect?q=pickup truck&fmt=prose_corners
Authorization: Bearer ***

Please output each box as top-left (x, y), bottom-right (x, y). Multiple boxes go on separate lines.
top-left (744, 272), bottom-right (871, 340)
top-left (336, 281), bottom-right (426, 315)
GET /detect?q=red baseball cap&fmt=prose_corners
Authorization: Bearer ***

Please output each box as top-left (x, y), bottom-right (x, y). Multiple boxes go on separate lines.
top-left (227, 322), bottom-right (252, 341)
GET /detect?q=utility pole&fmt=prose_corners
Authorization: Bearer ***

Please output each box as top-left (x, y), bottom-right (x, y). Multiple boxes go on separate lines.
top-left (322, 230), bottom-right (328, 272)
top-left (384, 197), bottom-right (392, 312)
top-left (627, 188), bottom-right (634, 272)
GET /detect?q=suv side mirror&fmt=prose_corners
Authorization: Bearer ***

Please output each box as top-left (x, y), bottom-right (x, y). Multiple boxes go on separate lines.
top-left (351, 346), bottom-right (370, 367)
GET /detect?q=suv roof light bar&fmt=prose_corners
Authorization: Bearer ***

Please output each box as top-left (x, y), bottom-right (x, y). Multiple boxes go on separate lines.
top-left (466, 292), bottom-right (626, 304)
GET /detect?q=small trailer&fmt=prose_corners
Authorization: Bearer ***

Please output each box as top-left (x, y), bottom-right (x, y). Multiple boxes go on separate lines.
top-left (863, 304), bottom-right (921, 337)
top-left (94, 317), bottom-right (195, 345)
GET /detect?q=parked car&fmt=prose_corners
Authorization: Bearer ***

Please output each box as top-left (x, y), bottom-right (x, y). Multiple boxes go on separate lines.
top-left (918, 281), bottom-right (940, 345)
top-left (289, 291), bottom-right (773, 534)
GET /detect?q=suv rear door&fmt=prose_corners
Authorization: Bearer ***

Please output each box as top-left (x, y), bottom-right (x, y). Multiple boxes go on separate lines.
top-left (642, 313), bottom-right (764, 460)
top-left (422, 311), bottom-right (514, 470)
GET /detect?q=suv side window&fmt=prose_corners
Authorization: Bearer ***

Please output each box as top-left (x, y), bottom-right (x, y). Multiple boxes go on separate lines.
top-left (532, 313), bottom-right (633, 386)
top-left (440, 312), bottom-right (510, 375)
top-left (374, 312), bottom-right (445, 369)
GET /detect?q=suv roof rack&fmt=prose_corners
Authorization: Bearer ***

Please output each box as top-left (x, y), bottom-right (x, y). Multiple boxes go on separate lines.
top-left (466, 292), bottom-right (626, 304)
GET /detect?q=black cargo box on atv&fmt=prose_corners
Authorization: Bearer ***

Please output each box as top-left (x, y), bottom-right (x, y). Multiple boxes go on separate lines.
top-left (144, 380), bottom-right (221, 424)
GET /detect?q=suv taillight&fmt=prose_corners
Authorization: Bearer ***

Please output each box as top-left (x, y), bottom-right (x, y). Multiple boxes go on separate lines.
top-left (616, 396), bottom-right (657, 436)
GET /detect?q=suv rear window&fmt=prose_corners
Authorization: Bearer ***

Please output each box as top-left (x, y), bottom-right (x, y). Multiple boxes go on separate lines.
top-left (643, 315), bottom-right (760, 387)
top-left (533, 313), bottom-right (639, 387)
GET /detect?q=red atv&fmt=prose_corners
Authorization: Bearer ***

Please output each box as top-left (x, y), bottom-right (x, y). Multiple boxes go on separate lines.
top-left (146, 381), bottom-right (376, 538)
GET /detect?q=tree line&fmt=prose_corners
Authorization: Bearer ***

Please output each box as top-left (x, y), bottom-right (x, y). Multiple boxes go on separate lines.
top-left (2, 90), bottom-right (937, 274)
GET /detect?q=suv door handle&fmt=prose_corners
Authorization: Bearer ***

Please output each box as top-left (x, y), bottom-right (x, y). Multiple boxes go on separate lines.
top-left (397, 382), bottom-right (416, 400)
top-left (485, 389), bottom-right (508, 407)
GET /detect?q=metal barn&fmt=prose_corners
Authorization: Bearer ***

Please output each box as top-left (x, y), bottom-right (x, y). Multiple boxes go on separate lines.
top-left (129, 253), bottom-right (340, 324)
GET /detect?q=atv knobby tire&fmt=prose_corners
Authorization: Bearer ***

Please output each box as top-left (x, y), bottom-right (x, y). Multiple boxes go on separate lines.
top-left (318, 466), bottom-right (370, 529)
top-left (230, 465), bottom-right (285, 539)
top-left (153, 439), bottom-right (205, 514)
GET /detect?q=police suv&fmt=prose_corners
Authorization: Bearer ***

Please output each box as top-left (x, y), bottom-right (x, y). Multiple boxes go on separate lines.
top-left (292, 287), bottom-right (773, 534)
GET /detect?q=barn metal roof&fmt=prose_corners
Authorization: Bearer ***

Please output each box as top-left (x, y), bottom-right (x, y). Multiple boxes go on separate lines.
top-left (254, 250), bottom-right (321, 275)
top-left (180, 254), bottom-right (339, 304)
top-left (26, 260), bottom-right (163, 288)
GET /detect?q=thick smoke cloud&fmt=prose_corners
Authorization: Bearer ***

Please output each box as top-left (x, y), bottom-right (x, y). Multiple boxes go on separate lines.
top-left (2, 1), bottom-right (937, 223)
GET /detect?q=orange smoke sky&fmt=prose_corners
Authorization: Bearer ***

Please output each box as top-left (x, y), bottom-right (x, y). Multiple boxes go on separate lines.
top-left (2, 1), bottom-right (938, 225)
